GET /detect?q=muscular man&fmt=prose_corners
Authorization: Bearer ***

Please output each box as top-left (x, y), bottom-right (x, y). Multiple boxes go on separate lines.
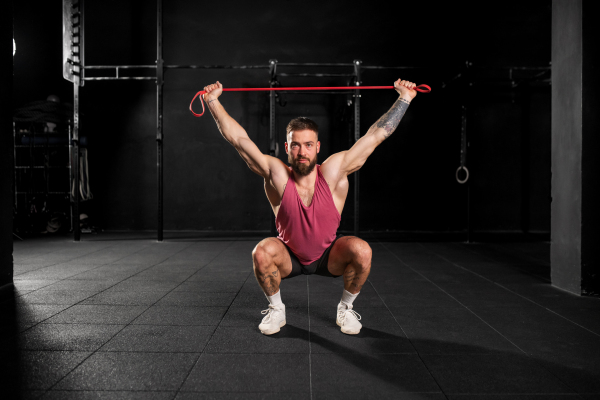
top-left (203, 79), bottom-right (418, 335)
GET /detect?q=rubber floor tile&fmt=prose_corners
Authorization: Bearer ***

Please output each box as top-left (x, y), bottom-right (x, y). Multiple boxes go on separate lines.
top-left (81, 290), bottom-right (167, 306)
top-left (54, 352), bottom-right (198, 390)
top-left (12, 279), bottom-right (57, 291)
top-left (420, 354), bottom-right (575, 394)
top-left (18, 323), bottom-right (124, 351)
top-left (436, 283), bottom-right (538, 308)
top-left (46, 305), bottom-right (147, 324)
top-left (180, 353), bottom-right (309, 392)
top-left (132, 305), bottom-right (227, 325)
top-left (312, 393), bottom-right (446, 400)
top-left (310, 325), bottom-right (413, 354)
top-left (310, 353), bottom-right (440, 394)
top-left (526, 359), bottom-right (600, 394)
top-left (175, 393), bottom-right (309, 400)
top-left (173, 280), bottom-right (245, 293)
top-left (378, 290), bottom-right (459, 308)
top-left (0, 350), bottom-right (91, 390)
top-left (187, 271), bottom-right (250, 282)
top-left (126, 271), bottom-right (195, 282)
top-left (108, 280), bottom-right (180, 292)
top-left (100, 325), bottom-right (215, 352)
top-left (447, 396), bottom-right (582, 400)
top-left (205, 325), bottom-right (309, 353)
top-left (13, 304), bottom-right (71, 325)
top-left (16, 290), bottom-right (100, 305)
top-left (220, 306), bottom-right (309, 329)
top-left (389, 307), bottom-right (521, 355)
top-left (43, 280), bottom-right (117, 292)
top-left (44, 391), bottom-right (175, 400)
top-left (155, 291), bottom-right (237, 307)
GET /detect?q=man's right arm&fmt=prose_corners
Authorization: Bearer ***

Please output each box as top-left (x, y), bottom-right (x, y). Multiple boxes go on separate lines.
top-left (204, 82), bottom-right (283, 180)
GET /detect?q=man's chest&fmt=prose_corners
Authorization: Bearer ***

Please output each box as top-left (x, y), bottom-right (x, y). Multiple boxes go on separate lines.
top-left (295, 185), bottom-right (315, 207)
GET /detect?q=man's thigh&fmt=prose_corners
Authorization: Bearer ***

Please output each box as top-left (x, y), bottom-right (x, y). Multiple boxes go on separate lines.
top-left (254, 237), bottom-right (294, 279)
top-left (326, 236), bottom-right (370, 276)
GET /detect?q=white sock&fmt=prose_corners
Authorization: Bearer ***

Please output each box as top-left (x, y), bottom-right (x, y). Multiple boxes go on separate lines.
top-left (266, 290), bottom-right (283, 307)
top-left (340, 289), bottom-right (359, 308)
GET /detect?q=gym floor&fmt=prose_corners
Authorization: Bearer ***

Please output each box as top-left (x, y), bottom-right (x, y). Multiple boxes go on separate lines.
top-left (1, 233), bottom-right (599, 399)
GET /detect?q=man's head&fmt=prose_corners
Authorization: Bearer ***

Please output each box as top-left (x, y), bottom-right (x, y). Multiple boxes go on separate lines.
top-left (285, 117), bottom-right (320, 176)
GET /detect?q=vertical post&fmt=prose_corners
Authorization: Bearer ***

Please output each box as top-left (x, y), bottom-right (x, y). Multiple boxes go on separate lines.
top-left (519, 84), bottom-right (531, 234)
top-left (353, 60), bottom-right (361, 237)
top-left (72, 83), bottom-right (80, 242)
top-left (269, 59), bottom-right (277, 237)
top-left (71, 0), bottom-right (82, 242)
top-left (460, 105), bottom-right (472, 243)
top-left (156, 0), bottom-right (164, 242)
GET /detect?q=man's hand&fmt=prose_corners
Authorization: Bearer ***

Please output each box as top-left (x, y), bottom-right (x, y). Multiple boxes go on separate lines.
top-left (203, 81), bottom-right (223, 103)
top-left (394, 79), bottom-right (417, 102)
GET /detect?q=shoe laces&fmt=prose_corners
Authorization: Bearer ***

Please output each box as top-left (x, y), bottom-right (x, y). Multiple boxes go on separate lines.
top-left (338, 306), bottom-right (361, 323)
top-left (261, 304), bottom-right (282, 322)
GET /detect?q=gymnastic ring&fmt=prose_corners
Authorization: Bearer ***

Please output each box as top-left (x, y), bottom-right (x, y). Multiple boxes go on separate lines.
top-left (456, 166), bottom-right (469, 184)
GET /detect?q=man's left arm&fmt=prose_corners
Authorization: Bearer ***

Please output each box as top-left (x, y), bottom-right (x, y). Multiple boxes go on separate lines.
top-left (335, 79), bottom-right (417, 175)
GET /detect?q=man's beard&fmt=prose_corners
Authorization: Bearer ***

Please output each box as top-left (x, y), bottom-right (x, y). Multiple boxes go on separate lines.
top-left (289, 154), bottom-right (317, 176)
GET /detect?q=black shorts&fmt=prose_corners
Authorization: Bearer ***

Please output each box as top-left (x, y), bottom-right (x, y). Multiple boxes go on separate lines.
top-left (282, 234), bottom-right (344, 280)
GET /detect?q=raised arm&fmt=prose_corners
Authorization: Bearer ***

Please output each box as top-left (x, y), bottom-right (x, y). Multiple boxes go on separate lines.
top-left (203, 82), bottom-right (285, 180)
top-left (324, 79), bottom-right (417, 177)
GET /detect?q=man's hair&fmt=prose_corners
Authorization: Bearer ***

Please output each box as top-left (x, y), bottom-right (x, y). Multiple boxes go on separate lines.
top-left (286, 117), bottom-right (318, 140)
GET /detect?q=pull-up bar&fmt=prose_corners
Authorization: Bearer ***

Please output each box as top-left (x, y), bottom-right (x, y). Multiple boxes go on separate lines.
top-left (189, 85), bottom-right (432, 117)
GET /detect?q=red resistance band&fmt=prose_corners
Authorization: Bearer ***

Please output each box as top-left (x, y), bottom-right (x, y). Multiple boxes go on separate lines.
top-left (189, 84), bottom-right (431, 117)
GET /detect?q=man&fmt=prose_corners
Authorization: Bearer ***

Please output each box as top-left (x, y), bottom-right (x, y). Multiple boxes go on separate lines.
top-left (203, 79), bottom-right (417, 335)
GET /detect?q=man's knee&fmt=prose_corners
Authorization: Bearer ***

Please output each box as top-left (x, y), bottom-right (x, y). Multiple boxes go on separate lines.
top-left (347, 238), bottom-right (372, 271)
top-left (252, 239), bottom-right (281, 272)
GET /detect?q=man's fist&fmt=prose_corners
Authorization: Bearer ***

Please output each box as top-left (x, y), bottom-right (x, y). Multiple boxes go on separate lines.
top-left (394, 79), bottom-right (417, 101)
top-left (203, 81), bottom-right (223, 102)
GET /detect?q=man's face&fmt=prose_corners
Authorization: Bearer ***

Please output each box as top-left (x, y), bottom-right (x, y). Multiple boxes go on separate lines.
top-left (285, 129), bottom-right (320, 176)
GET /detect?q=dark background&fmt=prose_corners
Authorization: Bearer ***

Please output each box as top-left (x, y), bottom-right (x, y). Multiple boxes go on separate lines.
top-left (12, 0), bottom-right (552, 234)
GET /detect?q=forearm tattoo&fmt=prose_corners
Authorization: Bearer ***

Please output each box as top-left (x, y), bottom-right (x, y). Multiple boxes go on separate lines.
top-left (375, 98), bottom-right (410, 138)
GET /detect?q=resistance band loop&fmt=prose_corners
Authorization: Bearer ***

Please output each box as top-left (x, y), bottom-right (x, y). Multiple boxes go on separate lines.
top-left (189, 84), bottom-right (432, 117)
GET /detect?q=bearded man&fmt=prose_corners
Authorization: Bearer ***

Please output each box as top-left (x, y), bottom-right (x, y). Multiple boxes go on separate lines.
top-left (203, 79), bottom-right (418, 335)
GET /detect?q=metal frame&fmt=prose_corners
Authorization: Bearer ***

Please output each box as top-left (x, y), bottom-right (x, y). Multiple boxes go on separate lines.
top-left (68, 1), bottom-right (551, 242)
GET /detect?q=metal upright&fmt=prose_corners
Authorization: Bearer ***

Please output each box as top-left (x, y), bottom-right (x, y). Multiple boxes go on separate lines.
top-left (156, 0), bottom-right (164, 242)
top-left (269, 60), bottom-right (278, 237)
top-left (353, 60), bottom-right (362, 237)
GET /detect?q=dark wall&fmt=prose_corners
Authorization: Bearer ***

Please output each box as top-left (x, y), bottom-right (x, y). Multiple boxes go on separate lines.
top-left (14, 0), bottom-right (552, 233)
top-left (1, 1), bottom-right (14, 290)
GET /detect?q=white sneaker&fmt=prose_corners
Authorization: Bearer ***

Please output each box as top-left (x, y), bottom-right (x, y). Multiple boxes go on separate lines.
top-left (258, 304), bottom-right (286, 335)
top-left (336, 303), bottom-right (362, 335)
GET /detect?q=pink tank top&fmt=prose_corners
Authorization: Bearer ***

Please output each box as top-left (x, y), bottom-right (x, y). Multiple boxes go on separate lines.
top-left (276, 165), bottom-right (341, 265)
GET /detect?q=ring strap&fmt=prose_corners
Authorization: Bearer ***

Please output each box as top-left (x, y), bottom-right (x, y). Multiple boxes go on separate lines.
top-left (190, 84), bottom-right (432, 117)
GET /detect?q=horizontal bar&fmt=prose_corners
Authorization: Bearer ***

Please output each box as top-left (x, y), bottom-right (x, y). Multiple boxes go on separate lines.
top-left (83, 77), bottom-right (156, 81)
top-left (468, 65), bottom-right (550, 70)
top-left (277, 62), bottom-right (354, 67)
top-left (16, 192), bottom-right (70, 195)
top-left (278, 73), bottom-right (355, 77)
top-left (165, 64), bottom-right (269, 69)
top-left (15, 145), bottom-right (69, 148)
top-left (84, 65), bottom-right (156, 69)
top-left (15, 166), bottom-right (69, 169)
top-left (362, 65), bottom-right (429, 70)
